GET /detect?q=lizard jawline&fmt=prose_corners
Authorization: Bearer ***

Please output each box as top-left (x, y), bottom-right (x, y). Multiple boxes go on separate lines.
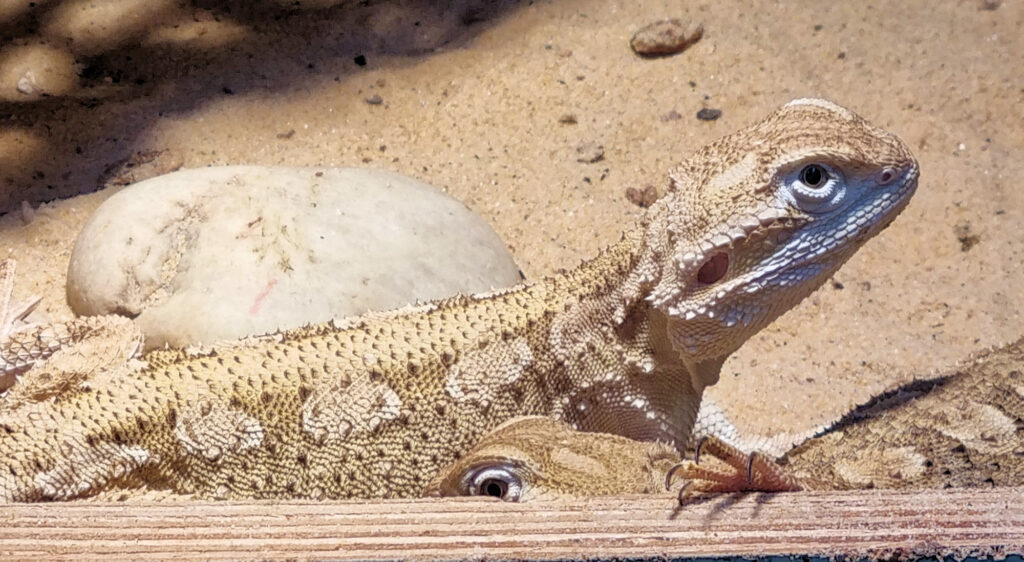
top-left (718, 171), bottom-right (917, 301)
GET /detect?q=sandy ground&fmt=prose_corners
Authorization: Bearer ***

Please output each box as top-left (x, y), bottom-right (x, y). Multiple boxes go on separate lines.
top-left (0, 0), bottom-right (1021, 441)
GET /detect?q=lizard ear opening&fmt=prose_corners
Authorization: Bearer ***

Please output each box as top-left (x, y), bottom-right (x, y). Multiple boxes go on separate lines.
top-left (696, 252), bottom-right (729, 284)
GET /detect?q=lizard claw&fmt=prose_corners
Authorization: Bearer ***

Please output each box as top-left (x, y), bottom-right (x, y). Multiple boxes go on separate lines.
top-left (666, 435), bottom-right (802, 503)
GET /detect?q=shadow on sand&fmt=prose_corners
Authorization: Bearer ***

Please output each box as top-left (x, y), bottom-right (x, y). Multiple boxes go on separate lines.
top-left (0, 0), bottom-right (526, 214)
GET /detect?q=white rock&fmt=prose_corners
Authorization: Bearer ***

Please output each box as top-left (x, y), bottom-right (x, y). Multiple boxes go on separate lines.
top-left (68, 166), bottom-right (522, 350)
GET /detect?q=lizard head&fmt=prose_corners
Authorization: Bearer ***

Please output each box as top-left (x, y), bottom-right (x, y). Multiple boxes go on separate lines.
top-left (640, 99), bottom-right (919, 382)
top-left (424, 417), bottom-right (679, 501)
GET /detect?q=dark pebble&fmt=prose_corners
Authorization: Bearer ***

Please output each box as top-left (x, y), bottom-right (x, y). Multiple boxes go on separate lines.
top-left (696, 108), bottom-right (722, 121)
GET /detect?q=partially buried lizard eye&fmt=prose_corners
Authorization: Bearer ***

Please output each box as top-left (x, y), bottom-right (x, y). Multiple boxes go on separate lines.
top-left (799, 164), bottom-right (828, 188)
top-left (466, 466), bottom-right (524, 501)
top-left (480, 477), bottom-right (508, 498)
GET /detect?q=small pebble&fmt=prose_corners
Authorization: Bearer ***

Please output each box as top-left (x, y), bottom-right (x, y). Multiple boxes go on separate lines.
top-left (625, 185), bottom-right (658, 208)
top-left (16, 72), bottom-right (35, 94)
top-left (630, 19), bottom-right (703, 57)
top-left (575, 141), bottom-right (604, 163)
top-left (19, 200), bottom-right (35, 225)
top-left (696, 108), bottom-right (722, 121)
top-left (365, 94), bottom-right (383, 105)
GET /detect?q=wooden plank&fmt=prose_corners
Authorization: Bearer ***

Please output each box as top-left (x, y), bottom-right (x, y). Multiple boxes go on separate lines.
top-left (0, 487), bottom-right (1021, 560)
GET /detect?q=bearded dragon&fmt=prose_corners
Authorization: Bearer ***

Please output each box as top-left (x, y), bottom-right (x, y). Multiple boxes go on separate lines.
top-left (428, 339), bottom-right (1024, 501)
top-left (0, 99), bottom-right (918, 502)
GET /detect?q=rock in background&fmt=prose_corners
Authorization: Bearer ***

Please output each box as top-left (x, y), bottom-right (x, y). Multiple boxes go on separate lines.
top-left (67, 166), bottom-right (522, 349)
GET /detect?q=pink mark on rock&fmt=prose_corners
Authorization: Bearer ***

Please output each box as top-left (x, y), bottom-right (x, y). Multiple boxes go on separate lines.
top-left (250, 278), bottom-right (278, 315)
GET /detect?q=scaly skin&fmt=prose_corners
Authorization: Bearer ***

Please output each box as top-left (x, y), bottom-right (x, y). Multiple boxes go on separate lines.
top-left (1, 259), bottom-right (144, 398)
top-left (429, 340), bottom-right (1024, 501)
top-left (0, 99), bottom-right (918, 501)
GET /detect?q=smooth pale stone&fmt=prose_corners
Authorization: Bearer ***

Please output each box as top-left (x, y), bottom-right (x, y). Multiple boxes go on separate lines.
top-left (68, 166), bottom-right (522, 350)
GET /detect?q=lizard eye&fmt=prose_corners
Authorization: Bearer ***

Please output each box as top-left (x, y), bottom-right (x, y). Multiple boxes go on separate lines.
top-left (465, 466), bottom-right (524, 501)
top-left (480, 477), bottom-right (509, 498)
top-left (799, 164), bottom-right (828, 188)
top-left (784, 162), bottom-right (844, 213)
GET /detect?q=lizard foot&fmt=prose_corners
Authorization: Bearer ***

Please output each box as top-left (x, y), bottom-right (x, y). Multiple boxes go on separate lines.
top-left (666, 435), bottom-right (801, 500)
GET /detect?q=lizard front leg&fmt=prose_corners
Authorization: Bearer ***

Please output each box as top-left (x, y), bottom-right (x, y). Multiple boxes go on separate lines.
top-left (667, 435), bottom-right (802, 497)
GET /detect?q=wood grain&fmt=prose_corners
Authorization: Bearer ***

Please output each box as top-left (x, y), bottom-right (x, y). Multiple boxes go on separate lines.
top-left (0, 488), bottom-right (1021, 560)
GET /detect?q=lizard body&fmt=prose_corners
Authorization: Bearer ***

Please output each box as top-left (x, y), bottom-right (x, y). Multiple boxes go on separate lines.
top-left (430, 339), bottom-right (1024, 501)
top-left (782, 338), bottom-right (1024, 489)
top-left (0, 99), bottom-right (918, 501)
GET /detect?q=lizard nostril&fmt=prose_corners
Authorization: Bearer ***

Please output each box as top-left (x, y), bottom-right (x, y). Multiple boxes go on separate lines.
top-left (878, 168), bottom-right (897, 185)
top-left (696, 252), bottom-right (729, 284)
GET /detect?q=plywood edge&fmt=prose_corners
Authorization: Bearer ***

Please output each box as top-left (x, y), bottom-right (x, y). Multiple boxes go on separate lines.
top-left (0, 487), bottom-right (1021, 560)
